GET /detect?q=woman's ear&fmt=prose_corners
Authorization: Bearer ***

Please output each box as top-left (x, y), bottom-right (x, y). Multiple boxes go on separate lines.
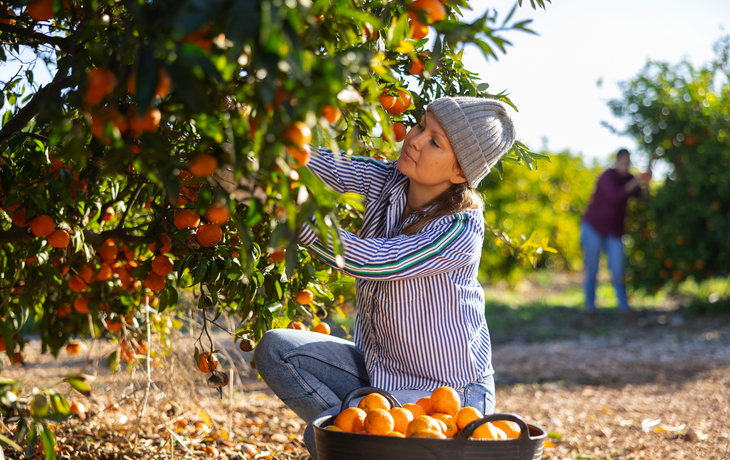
top-left (450, 168), bottom-right (468, 185)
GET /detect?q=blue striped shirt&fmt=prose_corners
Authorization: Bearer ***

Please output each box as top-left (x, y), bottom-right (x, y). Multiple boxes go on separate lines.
top-left (299, 147), bottom-right (493, 392)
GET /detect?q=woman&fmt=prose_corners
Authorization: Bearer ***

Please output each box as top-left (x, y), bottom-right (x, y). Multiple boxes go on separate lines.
top-left (254, 96), bottom-right (516, 456)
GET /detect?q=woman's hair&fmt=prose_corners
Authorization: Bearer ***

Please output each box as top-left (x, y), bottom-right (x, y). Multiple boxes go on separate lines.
top-left (402, 182), bottom-right (483, 236)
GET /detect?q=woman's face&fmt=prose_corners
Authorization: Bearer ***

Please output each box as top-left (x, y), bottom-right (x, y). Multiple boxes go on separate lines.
top-left (396, 111), bottom-right (467, 188)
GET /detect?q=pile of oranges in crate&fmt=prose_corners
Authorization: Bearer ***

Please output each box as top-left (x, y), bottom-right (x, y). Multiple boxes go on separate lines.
top-left (327, 386), bottom-right (520, 440)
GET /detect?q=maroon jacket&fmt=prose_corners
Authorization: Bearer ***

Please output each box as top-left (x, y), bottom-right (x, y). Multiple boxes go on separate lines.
top-left (583, 168), bottom-right (642, 237)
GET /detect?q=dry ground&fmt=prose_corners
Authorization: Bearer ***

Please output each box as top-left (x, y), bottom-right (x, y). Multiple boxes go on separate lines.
top-left (3, 297), bottom-right (730, 460)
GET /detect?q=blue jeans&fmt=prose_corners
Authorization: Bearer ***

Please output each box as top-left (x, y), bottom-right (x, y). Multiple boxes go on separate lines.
top-left (580, 221), bottom-right (630, 312)
top-left (254, 329), bottom-right (496, 459)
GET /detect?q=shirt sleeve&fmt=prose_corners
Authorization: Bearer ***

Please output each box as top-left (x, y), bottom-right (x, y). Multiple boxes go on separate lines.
top-left (596, 171), bottom-right (633, 204)
top-left (299, 212), bottom-right (483, 281)
top-left (307, 147), bottom-right (396, 202)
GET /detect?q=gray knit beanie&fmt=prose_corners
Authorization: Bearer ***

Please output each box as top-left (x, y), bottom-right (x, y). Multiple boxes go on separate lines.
top-left (427, 97), bottom-right (516, 188)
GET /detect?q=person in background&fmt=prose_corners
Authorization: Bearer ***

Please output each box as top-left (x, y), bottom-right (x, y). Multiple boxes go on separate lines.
top-left (581, 148), bottom-right (650, 326)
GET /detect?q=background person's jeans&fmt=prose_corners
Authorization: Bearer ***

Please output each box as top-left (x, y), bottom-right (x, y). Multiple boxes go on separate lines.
top-left (254, 328), bottom-right (495, 459)
top-left (580, 221), bottom-right (630, 312)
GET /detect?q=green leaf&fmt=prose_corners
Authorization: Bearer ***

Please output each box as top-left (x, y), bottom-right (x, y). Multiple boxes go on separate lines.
top-left (547, 432), bottom-right (563, 439)
top-left (63, 374), bottom-right (93, 397)
top-left (39, 424), bottom-right (57, 460)
top-left (0, 432), bottom-right (22, 451)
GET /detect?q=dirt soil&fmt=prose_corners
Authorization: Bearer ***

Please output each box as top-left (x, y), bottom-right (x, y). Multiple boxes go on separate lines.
top-left (3, 298), bottom-right (730, 460)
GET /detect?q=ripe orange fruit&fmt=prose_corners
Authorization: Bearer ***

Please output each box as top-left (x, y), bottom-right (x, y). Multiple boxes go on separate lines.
top-left (69, 401), bottom-right (86, 416)
top-left (492, 420), bottom-right (521, 439)
top-left (26, 0), bottom-right (54, 21)
top-left (433, 413), bottom-right (458, 437)
top-left (365, 409), bottom-right (395, 435)
top-left (51, 256), bottom-right (69, 275)
top-left (405, 415), bottom-right (442, 437)
top-left (393, 123), bottom-right (407, 142)
top-left (90, 107), bottom-right (128, 140)
top-left (283, 121), bottom-right (312, 148)
top-left (334, 407), bottom-right (367, 433)
top-left (402, 403), bottom-right (426, 418)
top-left (197, 352), bottom-right (218, 373)
top-left (295, 289), bottom-right (314, 305)
top-left (204, 205), bottom-right (230, 224)
top-left (66, 340), bottom-right (82, 355)
top-left (387, 90), bottom-right (412, 115)
top-left (472, 422), bottom-right (507, 440)
top-left (151, 255), bottom-right (174, 276)
top-left (128, 107), bottom-right (162, 134)
top-left (57, 304), bottom-right (72, 318)
top-left (409, 0), bottom-right (447, 23)
top-left (182, 25), bottom-right (213, 51)
top-left (408, 16), bottom-right (430, 40)
top-left (99, 240), bottom-right (118, 262)
top-left (30, 215), bottom-right (55, 237)
top-left (431, 386), bottom-right (461, 416)
top-left (106, 318), bottom-right (124, 332)
top-left (0, 8), bottom-right (17, 25)
top-left (143, 273), bottom-right (166, 291)
top-left (48, 229), bottom-right (70, 248)
top-left (455, 406), bottom-right (483, 430)
top-left (379, 93), bottom-right (396, 110)
top-left (196, 224), bottom-right (223, 247)
top-left (85, 68), bottom-right (118, 105)
top-left (412, 429), bottom-right (446, 439)
top-left (288, 321), bottom-right (306, 330)
top-left (112, 265), bottom-right (133, 289)
top-left (11, 209), bottom-right (29, 227)
top-left (102, 207), bottom-right (115, 222)
top-left (313, 322), bottom-right (331, 335)
top-left (268, 248), bottom-right (286, 262)
top-left (68, 275), bottom-right (87, 293)
top-left (128, 68), bottom-right (172, 99)
top-left (324, 426), bottom-right (343, 432)
top-left (358, 393), bottom-right (391, 413)
top-left (174, 209), bottom-right (201, 230)
top-left (321, 105), bottom-right (342, 124)
top-left (409, 56), bottom-right (425, 75)
top-left (96, 262), bottom-right (112, 281)
top-left (390, 407), bottom-right (414, 434)
top-left (78, 265), bottom-right (94, 283)
top-left (416, 396), bottom-right (434, 415)
top-left (387, 431), bottom-right (406, 437)
top-left (289, 143), bottom-right (311, 167)
top-left (188, 153), bottom-right (218, 177)
top-left (74, 297), bottom-right (89, 314)
top-left (149, 234), bottom-right (172, 254)
top-left (11, 352), bottom-right (23, 365)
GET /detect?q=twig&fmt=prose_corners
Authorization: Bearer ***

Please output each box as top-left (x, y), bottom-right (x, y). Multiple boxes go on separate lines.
top-left (117, 185), bottom-right (143, 230)
top-left (165, 427), bottom-right (196, 457)
top-left (0, 22), bottom-right (75, 54)
top-left (78, 312), bottom-right (97, 374)
top-left (138, 424), bottom-right (170, 460)
top-left (133, 302), bottom-right (153, 452)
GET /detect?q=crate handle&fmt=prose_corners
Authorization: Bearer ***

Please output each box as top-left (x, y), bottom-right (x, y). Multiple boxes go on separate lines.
top-left (340, 387), bottom-right (403, 413)
top-left (457, 412), bottom-right (532, 441)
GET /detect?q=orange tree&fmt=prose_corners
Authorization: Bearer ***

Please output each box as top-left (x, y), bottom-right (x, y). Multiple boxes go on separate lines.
top-left (608, 37), bottom-right (730, 297)
top-left (477, 149), bottom-right (600, 284)
top-left (0, 0), bottom-right (555, 429)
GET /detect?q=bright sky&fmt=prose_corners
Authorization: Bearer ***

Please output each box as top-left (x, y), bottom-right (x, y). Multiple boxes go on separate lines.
top-left (461, 0), bottom-right (730, 170)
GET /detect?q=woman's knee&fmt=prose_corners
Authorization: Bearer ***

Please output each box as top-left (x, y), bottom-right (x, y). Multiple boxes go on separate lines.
top-left (253, 329), bottom-right (295, 375)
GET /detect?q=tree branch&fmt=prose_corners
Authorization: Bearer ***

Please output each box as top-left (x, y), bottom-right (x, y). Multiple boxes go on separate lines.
top-left (0, 69), bottom-right (75, 143)
top-left (0, 22), bottom-right (75, 54)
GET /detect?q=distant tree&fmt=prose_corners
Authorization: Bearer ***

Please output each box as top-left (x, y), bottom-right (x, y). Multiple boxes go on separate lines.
top-left (608, 37), bottom-right (730, 293)
top-left (478, 149), bottom-right (600, 284)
